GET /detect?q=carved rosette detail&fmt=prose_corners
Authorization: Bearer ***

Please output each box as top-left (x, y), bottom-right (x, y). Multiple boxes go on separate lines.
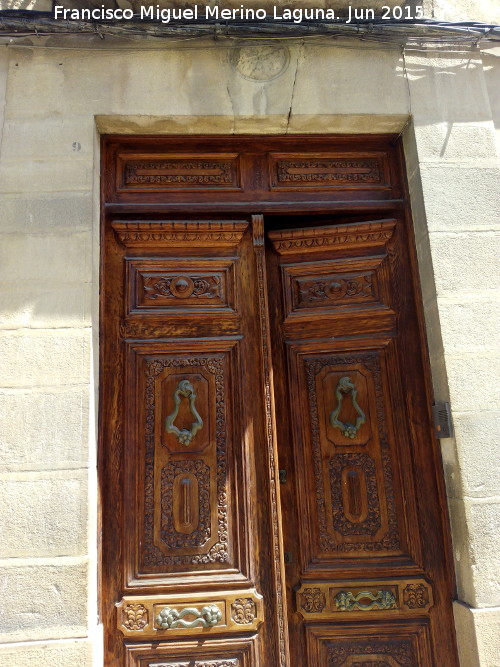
top-left (125, 160), bottom-right (236, 186)
top-left (306, 353), bottom-right (400, 553)
top-left (122, 603), bottom-right (148, 631)
top-left (276, 158), bottom-right (382, 185)
top-left (328, 640), bottom-right (415, 667)
top-left (230, 598), bottom-right (257, 624)
top-left (299, 587), bottom-right (327, 613)
top-left (144, 274), bottom-right (221, 301)
top-left (298, 274), bottom-right (374, 306)
top-left (403, 583), bottom-right (429, 609)
top-left (143, 356), bottom-right (228, 566)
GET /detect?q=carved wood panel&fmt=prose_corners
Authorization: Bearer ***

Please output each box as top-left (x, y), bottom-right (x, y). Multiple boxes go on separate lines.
top-left (125, 635), bottom-right (258, 667)
top-left (126, 258), bottom-right (238, 315)
top-left (269, 220), bottom-right (396, 256)
top-left (296, 579), bottom-right (433, 619)
top-left (280, 256), bottom-right (391, 320)
top-left (112, 221), bottom-right (248, 249)
top-left (104, 136), bottom-right (404, 207)
top-left (117, 589), bottom-right (263, 640)
top-left (305, 624), bottom-right (433, 667)
top-left (117, 153), bottom-right (241, 191)
top-left (291, 346), bottom-right (403, 561)
top-left (129, 345), bottom-right (236, 573)
top-left (268, 152), bottom-right (391, 190)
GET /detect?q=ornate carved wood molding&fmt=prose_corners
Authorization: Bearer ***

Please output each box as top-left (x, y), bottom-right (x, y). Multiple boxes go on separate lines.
top-left (118, 153), bottom-right (241, 192)
top-left (268, 219), bottom-right (396, 255)
top-left (252, 214), bottom-right (290, 667)
top-left (117, 589), bottom-right (263, 639)
top-left (268, 153), bottom-right (389, 190)
top-left (296, 579), bottom-right (433, 619)
top-left (111, 220), bottom-right (248, 249)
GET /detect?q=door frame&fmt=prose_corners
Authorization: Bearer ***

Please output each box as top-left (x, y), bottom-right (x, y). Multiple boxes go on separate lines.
top-left (98, 133), bottom-right (458, 666)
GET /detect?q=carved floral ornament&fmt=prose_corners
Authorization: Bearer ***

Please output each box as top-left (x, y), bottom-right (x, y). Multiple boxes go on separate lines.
top-left (403, 583), bottom-right (430, 609)
top-left (144, 274), bottom-right (221, 301)
top-left (122, 603), bottom-right (148, 631)
top-left (230, 598), bottom-right (257, 624)
top-left (298, 274), bottom-right (374, 305)
top-left (300, 588), bottom-right (327, 613)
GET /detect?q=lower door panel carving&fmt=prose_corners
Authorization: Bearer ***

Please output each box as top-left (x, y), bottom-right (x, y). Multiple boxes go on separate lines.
top-left (125, 635), bottom-right (259, 667)
top-left (306, 622), bottom-right (433, 666)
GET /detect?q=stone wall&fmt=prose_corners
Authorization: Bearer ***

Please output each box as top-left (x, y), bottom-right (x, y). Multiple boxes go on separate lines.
top-left (0, 29), bottom-right (498, 667)
top-left (402, 47), bottom-right (500, 666)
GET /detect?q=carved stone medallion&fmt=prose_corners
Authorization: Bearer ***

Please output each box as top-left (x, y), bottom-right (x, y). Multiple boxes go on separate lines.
top-left (230, 45), bottom-right (290, 81)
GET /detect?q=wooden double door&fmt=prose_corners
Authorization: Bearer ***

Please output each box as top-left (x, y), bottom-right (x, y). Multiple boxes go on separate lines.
top-left (100, 136), bottom-right (459, 666)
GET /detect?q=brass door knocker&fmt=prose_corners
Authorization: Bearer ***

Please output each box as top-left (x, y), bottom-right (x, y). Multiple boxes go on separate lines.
top-left (156, 604), bottom-right (222, 629)
top-left (329, 376), bottom-right (366, 439)
top-left (165, 380), bottom-right (203, 446)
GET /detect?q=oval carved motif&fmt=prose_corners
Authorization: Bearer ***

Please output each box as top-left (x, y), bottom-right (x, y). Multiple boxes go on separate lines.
top-left (342, 466), bottom-right (369, 524)
top-left (172, 473), bottom-right (200, 535)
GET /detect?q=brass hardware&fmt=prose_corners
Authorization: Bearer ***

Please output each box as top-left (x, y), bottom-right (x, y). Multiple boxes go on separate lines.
top-left (165, 379), bottom-right (203, 446)
top-left (296, 579), bottom-right (431, 619)
top-left (334, 590), bottom-right (396, 612)
top-left (156, 604), bottom-right (222, 630)
top-left (329, 376), bottom-right (366, 439)
top-left (432, 402), bottom-right (453, 438)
